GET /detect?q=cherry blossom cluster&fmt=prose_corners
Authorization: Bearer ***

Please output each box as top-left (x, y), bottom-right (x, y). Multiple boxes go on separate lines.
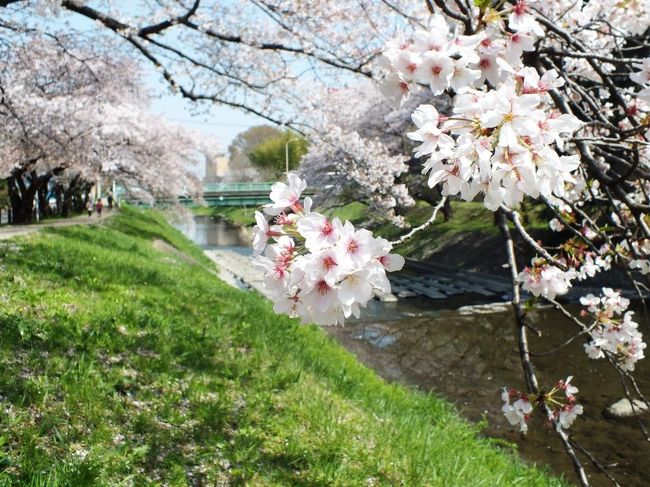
top-left (580, 289), bottom-right (646, 371)
top-left (548, 199), bottom-right (650, 279)
top-left (408, 81), bottom-right (580, 210)
top-left (557, 0), bottom-right (649, 39)
top-left (381, 8), bottom-right (544, 104)
top-left (502, 376), bottom-right (583, 433)
top-left (519, 235), bottom-right (614, 300)
top-left (381, 9), bottom-right (582, 212)
top-left (252, 174), bottom-right (404, 326)
top-left (518, 258), bottom-right (575, 301)
top-left (529, 0), bottom-right (649, 80)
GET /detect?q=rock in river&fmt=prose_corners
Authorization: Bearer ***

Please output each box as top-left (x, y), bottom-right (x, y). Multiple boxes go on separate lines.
top-left (604, 398), bottom-right (649, 419)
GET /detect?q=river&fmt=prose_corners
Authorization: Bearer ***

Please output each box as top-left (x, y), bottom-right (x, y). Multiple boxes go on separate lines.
top-left (178, 214), bottom-right (650, 487)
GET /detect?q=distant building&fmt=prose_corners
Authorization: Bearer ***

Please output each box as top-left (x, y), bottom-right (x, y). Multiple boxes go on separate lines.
top-left (204, 153), bottom-right (229, 182)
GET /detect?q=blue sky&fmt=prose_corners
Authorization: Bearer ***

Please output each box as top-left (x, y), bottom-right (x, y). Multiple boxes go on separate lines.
top-left (146, 73), bottom-right (265, 152)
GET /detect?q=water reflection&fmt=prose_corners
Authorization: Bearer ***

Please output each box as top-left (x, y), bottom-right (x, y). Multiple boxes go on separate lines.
top-left (176, 215), bottom-right (251, 252)
top-left (329, 305), bottom-right (650, 487)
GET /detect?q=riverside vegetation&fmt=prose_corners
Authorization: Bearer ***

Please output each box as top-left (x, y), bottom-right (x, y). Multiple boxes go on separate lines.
top-left (202, 199), bottom-right (549, 268)
top-left (0, 207), bottom-right (566, 485)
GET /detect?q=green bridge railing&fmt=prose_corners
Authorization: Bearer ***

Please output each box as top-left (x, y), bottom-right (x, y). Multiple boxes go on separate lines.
top-left (125, 181), bottom-right (314, 208)
top-left (203, 182), bottom-right (275, 193)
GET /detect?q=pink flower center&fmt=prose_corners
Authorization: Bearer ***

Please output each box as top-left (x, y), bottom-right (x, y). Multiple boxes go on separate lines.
top-left (514, 1), bottom-right (527, 16)
top-left (321, 255), bottom-right (337, 271)
top-left (321, 219), bottom-right (334, 237)
top-left (316, 280), bottom-right (331, 295)
top-left (273, 265), bottom-right (286, 280)
top-left (347, 239), bottom-right (359, 254)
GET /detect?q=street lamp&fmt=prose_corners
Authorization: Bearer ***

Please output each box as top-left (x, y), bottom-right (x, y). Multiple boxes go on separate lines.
top-left (285, 137), bottom-right (300, 177)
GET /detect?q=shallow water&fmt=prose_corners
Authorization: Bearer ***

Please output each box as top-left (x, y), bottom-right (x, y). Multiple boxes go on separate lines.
top-left (175, 214), bottom-right (250, 252)
top-left (180, 214), bottom-right (650, 486)
top-left (330, 303), bottom-right (650, 487)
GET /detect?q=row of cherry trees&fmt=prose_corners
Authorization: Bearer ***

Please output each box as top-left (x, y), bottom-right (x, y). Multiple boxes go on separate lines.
top-left (0, 28), bottom-right (208, 223)
top-left (2, 0), bottom-right (649, 484)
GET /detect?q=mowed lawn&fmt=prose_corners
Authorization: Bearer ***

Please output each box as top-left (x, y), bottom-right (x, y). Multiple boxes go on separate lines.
top-left (0, 208), bottom-right (566, 486)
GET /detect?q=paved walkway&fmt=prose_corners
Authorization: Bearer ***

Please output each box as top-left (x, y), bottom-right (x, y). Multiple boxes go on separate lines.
top-left (0, 211), bottom-right (117, 240)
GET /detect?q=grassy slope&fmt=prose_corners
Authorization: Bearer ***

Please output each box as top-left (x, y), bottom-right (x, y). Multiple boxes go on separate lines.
top-left (0, 207), bottom-right (567, 485)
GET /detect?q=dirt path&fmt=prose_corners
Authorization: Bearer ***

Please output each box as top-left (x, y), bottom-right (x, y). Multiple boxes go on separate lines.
top-left (0, 211), bottom-right (117, 241)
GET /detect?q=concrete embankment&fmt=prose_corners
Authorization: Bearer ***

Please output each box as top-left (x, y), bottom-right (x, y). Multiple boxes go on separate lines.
top-left (205, 249), bottom-right (398, 302)
top-left (204, 249), bottom-right (271, 297)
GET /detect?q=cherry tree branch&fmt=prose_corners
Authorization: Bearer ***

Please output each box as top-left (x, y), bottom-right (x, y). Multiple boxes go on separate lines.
top-left (500, 206), bottom-right (569, 271)
top-left (390, 196), bottom-right (446, 246)
top-left (497, 210), bottom-right (591, 487)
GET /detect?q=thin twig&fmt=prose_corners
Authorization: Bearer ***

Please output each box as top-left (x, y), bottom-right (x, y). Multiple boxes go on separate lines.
top-left (390, 196), bottom-right (446, 247)
top-left (570, 440), bottom-right (622, 487)
top-left (501, 206), bottom-right (569, 271)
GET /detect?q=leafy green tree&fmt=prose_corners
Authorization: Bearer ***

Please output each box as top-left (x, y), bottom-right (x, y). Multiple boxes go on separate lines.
top-left (226, 125), bottom-right (283, 181)
top-left (248, 131), bottom-right (309, 178)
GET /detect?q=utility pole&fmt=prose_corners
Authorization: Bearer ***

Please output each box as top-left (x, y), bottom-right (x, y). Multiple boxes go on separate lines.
top-left (285, 137), bottom-right (300, 177)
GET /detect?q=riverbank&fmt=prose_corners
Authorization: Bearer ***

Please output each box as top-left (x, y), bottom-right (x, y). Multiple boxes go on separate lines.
top-left (0, 207), bottom-right (565, 485)
top-left (198, 200), bottom-right (549, 276)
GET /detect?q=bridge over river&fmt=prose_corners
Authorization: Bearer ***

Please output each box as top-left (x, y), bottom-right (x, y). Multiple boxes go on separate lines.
top-left (126, 182), bottom-right (315, 207)
top-left (183, 182), bottom-right (315, 207)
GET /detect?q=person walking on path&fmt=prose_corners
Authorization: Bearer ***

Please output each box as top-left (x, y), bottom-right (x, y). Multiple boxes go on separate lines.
top-left (107, 192), bottom-right (114, 211)
top-left (86, 200), bottom-right (93, 218)
top-left (96, 199), bottom-right (103, 217)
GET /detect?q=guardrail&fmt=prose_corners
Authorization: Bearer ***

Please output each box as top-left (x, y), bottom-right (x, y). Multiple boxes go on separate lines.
top-left (124, 181), bottom-right (314, 208)
top-left (203, 182), bottom-right (275, 193)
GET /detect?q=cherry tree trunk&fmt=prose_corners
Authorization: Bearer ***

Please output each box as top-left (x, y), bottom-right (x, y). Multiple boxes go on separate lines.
top-left (7, 174), bottom-right (36, 224)
top-left (37, 184), bottom-right (51, 219)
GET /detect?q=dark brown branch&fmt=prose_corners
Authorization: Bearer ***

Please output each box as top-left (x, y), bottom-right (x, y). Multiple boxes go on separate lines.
top-left (497, 210), bottom-right (591, 487)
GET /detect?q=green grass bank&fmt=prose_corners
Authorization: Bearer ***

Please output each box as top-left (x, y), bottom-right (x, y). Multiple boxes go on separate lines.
top-left (0, 208), bottom-right (566, 486)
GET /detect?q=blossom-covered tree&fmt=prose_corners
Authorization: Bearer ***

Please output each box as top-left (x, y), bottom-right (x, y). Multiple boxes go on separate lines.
top-left (0, 33), bottom-right (208, 222)
top-left (0, 1), bottom-right (429, 220)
